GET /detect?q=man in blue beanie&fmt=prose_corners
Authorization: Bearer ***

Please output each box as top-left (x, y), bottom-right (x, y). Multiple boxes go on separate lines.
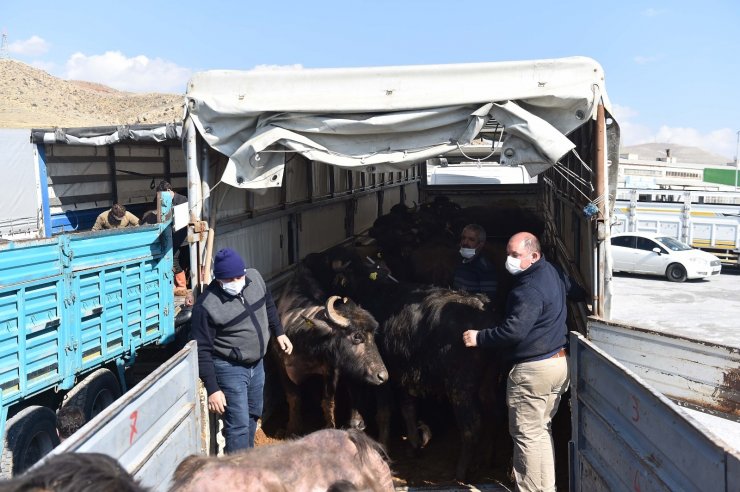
top-left (191, 248), bottom-right (293, 452)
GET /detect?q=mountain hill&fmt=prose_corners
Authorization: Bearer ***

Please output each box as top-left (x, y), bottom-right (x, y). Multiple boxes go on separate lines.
top-left (0, 59), bottom-right (183, 128)
top-left (621, 143), bottom-right (733, 166)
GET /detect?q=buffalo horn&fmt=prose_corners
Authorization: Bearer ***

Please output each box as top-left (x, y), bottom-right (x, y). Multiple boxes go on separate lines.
top-left (325, 295), bottom-right (350, 328)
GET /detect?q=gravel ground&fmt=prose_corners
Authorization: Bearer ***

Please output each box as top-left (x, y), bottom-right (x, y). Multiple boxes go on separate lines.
top-left (608, 268), bottom-right (740, 348)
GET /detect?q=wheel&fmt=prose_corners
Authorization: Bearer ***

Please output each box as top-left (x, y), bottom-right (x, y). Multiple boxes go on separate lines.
top-left (0, 406), bottom-right (60, 477)
top-left (61, 368), bottom-right (121, 421)
top-left (666, 263), bottom-right (687, 282)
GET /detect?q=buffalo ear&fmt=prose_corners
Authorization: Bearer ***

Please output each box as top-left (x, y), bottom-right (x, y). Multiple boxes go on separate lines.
top-left (300, 315), bottom-right (333, 335)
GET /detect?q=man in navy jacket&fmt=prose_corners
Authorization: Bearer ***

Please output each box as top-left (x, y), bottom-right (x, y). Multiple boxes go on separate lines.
top-left (463, 232), bottom-right (573, 492)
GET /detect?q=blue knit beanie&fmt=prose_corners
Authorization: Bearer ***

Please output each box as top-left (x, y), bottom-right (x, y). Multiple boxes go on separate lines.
top-left (213, 248), bottom-right (247, 279)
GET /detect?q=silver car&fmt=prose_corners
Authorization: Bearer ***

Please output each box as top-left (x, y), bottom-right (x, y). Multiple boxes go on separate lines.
top-left (610, 232), bottom-right (722, 282)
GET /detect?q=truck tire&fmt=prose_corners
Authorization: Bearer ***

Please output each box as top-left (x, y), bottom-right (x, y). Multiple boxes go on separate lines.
top-left (61, 368), bottom-right (121, 421)
top-left (0, 406), bottom-right (60, 477)
top-left (666, 263), bottom-right (687, 282)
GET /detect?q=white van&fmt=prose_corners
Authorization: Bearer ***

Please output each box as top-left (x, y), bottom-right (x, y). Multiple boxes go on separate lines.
top-left (426, 161), bottom-right (532, 185)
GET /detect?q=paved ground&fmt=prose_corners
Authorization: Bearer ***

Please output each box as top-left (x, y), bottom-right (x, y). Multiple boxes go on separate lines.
top-left (608, 267), bottom-right (740, 348)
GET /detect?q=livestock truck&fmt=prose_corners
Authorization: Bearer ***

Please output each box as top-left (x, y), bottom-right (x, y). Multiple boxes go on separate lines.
top-left (8, 56), bottom-right (740, 490)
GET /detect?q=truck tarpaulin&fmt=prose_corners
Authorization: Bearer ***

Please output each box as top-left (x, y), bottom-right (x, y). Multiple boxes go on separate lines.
top-left (183, 56), bottom-right (612, 190)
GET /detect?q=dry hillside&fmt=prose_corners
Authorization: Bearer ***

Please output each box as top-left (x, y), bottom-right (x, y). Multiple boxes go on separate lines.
top-left (0, 59), bottom-right (183, 128)
top-left (621, 143), bottom-right (732, 166)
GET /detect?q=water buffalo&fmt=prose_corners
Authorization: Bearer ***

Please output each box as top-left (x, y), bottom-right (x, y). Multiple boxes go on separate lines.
top-left (373, 285), bottom-right (498, 481)
top-left (297, 246), bottom-right (501, 481)
top-left (170, 428), bottom-right (394, 492)
top-left (275, 264), bottom-right (388, 436)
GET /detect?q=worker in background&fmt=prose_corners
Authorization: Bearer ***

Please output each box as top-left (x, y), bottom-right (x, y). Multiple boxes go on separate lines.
top-left (91, 203), bottom-right (139, 231)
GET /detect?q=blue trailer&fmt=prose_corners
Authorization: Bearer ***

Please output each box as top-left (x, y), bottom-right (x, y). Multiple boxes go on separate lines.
top-left (0, 192), bottom-right (175, 476)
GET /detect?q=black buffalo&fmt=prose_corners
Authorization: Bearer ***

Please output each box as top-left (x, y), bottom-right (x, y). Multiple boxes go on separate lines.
top-left (275, 264), bottom-right (388, 436)
top-left (300, 246), bottom-right (501, 481)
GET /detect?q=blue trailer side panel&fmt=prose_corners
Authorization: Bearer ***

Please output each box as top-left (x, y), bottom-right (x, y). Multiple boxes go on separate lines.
top-left (0, 193), bottom-right (174, 442)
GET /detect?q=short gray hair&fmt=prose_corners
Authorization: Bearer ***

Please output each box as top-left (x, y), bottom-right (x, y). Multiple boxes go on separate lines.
top-left (463, 224), bottom-right (486, 243)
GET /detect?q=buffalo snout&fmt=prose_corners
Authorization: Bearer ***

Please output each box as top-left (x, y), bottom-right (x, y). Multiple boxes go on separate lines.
top-left (368, 367), bottom-right (389, 385)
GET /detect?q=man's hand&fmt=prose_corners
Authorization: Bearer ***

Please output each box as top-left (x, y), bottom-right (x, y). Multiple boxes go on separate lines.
top-left (462, 330), bottom-right (479, 347)
top-left (277, 334), bottom-right (293, 355)
top-left (208, 390), bottom-right (227, 415)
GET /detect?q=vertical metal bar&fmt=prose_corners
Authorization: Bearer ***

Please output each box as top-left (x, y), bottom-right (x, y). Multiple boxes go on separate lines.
top-left (329, 166), bottom-right (336, 198)
top-left (108, 145), bottom-right (118, 204)
top-left (594, 104), bottom-right (606, 318)
top-left (307, 161), bottom-right (314, 202)
top-left (164, 145), bottom-right (172, 183)
top-left (184, 119), bottom-right (202, 292)
top-left (200, 145), bottom-right (210, 223)
top-left (568, 332), bottom-right (581, 492)
top-left (35, 144), bottom-right (52, 237)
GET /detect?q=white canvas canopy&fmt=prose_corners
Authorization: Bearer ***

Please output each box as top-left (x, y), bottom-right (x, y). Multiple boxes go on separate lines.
top-left (184, 56), bottom-right (612, 189)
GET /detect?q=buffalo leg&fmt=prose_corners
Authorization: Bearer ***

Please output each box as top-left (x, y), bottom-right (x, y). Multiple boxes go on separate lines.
top-left (449, 387), bottom-right (482, 482)
top-left (346, 385), bottom-right (366, 431)
top-left (375, 384), bottom-right (393, 448)
top-left (321, 369), bottom-right (340, 429)
top-left (283, 379), bottom-right (304, 436)
top-left (400, 392), bottom-right (421, 455)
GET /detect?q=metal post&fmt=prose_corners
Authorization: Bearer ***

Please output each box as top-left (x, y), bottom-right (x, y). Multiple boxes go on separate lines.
top-left (735, 130), bottom-right (739, 191)
top-left (594, 104), bottom-right (606, 318)
top-left (184, 118), bottom-right (202, 292)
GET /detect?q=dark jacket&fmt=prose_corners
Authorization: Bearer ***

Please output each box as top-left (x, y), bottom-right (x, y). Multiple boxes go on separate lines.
top-left (191, 269), bottom-right (284, 394)
top-left (476, 256), bottom-right (568, 363)
top-left (452, 254), bottom-right (498, 299)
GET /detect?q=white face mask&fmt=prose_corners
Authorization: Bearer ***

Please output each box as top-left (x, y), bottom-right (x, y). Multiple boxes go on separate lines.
top-left (459, 247), bottom-right (477, 259)
top-left (505, 255), bottom-right (525, 275)
top-left (221, 278), bottom-right (246, 295)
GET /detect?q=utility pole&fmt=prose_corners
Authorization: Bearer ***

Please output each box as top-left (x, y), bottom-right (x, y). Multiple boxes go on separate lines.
top-left (735, 130), bottom-right (740, 191)
top-left (0, 30), bottom-right (8, 60)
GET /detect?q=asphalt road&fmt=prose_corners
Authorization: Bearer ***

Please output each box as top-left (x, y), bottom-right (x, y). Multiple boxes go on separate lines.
top-left (608, 267), bottom-right (740, 348)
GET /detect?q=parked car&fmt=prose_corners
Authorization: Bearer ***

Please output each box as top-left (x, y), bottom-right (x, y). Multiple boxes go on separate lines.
top-left (610, 232), bottom-right (722, 282)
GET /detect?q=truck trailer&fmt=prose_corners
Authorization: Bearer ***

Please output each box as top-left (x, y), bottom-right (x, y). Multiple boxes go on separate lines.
top-left (6, 56), bottom-right (738, 490)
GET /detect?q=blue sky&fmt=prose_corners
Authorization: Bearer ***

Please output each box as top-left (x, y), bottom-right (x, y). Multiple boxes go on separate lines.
top-left (2, 0), bottom-right (739, 158)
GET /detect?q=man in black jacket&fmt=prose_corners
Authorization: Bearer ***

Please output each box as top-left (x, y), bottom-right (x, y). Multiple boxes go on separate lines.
top-left (191, 248), bottom-right (293, 452)
top-left (463, 231), bottom-right (572, 492)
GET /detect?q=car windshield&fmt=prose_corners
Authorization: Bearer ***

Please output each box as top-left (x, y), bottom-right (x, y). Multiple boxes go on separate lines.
top-left (656, 236), bottom-right (692, 251)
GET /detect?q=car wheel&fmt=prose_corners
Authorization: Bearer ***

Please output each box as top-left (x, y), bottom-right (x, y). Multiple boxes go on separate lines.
top-left (666, 263), bottom-right (687, 282)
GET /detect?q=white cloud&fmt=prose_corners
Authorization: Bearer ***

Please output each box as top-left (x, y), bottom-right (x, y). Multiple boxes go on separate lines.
top-left (8, 35), bottom-right (50, 56)
top-left (611, 104), bottom-right (653, 147)
top-left (611, 104), bottom-right (735, 159)
top-left (652, 126), bottom-right (736, 160)
top-left (251, 64), bottom-right (304, 72)
top-left (63, 51), bottom-right (192, 93)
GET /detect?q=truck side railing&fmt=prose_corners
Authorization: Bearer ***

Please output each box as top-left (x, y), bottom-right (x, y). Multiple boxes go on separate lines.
top-left (570, 331), bottom-right (740, 492)
top-left (586, 317), bottom-right (739, 423)
top-left (38, 341), bottom-right (205, 492)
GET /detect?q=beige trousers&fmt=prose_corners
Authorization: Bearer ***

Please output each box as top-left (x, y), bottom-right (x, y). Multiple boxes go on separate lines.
top-left (506, 356), bottom-right (569, 492)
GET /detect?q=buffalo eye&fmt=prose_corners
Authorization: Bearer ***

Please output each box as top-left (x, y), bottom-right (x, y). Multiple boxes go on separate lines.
top-left (351, 333), bottom-right (364, 345)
